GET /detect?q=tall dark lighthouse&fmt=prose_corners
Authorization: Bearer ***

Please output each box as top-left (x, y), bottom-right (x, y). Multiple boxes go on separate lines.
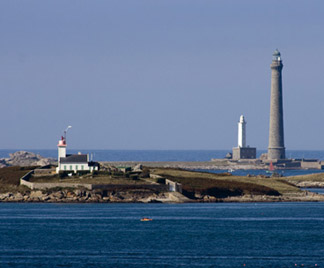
top-left (268, 49), bottom-right (285, 160)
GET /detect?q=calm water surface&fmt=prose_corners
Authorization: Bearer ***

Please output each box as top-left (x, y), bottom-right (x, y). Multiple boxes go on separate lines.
top-left (198, 169), bottom-right (324, 177)
top-left (2, 149), bottom-right (324, 161)
top-left (0, 203), bottom-right (324, 267)
top-left (303, 188), bottom-right (324, 195)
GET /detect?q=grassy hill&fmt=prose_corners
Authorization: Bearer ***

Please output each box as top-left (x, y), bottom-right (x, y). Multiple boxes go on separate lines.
top-left (150, 168), bottom-right (300, 198)
top-left (284, 172), bottom-right (324, 182)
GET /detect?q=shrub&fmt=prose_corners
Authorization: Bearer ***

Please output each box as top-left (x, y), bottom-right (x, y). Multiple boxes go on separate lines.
top-left (140, 168), bottom-right (150, 178)
top-left (157, 178), bottom-right (165, 184)
top-left (76, 171), bottom-right (90, 176)
top-left (59, 172), bottom-right (69, 179)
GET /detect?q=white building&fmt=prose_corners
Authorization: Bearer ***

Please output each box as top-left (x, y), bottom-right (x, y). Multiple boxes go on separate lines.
top-left (56, 136), bottom-right (99, 173)
top-left (232, 115), bottom-right (256, 160)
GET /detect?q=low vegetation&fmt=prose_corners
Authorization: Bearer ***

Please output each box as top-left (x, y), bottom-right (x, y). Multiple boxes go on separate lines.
top-left (163, 174), bottom-right (280, 198)
top-left (284, 172), bottom-right (324, 182)
top-left (150, 168), bottom-right (300, 198)
top-left (0, 166), bottom-right (34, 193)
top-left (30, 173), bottom-right (149, 185)
top-left (0, 166), bottom-right (320, 201)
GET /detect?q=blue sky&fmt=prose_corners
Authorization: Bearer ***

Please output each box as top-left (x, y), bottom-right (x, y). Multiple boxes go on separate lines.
top-left (1, 0), bottom-right (324, 150)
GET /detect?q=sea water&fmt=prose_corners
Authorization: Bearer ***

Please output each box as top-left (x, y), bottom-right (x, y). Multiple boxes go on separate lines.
top-left (200, 169), bottom-right (324, 177)
top-left (1, 149), bottom-right (324, 161)
top-left (0, 203), bottom-right (323, 267)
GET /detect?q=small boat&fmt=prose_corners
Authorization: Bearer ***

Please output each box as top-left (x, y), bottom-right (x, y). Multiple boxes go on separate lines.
top-left (269, 161), bottom-right (274, 171)
top-left (266, 161), bottom-right (275, 173)
top-left (141, 218), bottom-right (153, 222)
top-left (228, 168), bottom-right (235, 173)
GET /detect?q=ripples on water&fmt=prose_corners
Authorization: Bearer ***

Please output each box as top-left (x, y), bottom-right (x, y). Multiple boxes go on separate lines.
top-left (0, 203), bottom-right (324, 267)
top-left (1, 150), bottom-right (324, 266)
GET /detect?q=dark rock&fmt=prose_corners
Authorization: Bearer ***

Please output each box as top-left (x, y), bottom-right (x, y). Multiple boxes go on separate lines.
top-left (225, 152), bottom-right (232, 159)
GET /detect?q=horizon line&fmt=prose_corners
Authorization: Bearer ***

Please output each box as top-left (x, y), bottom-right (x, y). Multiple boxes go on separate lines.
top-left (1, 148), bottom-right (324, 151)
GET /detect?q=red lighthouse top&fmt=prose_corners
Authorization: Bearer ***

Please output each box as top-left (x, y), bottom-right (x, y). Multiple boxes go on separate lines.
top-left (57, 136), bottom-right (66, 147)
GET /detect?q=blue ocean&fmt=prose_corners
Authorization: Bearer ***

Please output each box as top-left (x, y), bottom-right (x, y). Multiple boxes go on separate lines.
top-left (1, 149), bottom-right (324, 161)
top-left (1, 151), bottom-right (324, 267)
top-left (0, 203), bottom-right (323, 267)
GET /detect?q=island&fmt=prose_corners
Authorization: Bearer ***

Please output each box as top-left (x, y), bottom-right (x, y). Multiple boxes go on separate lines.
top-left (0, 153), bottom-right (324, 203)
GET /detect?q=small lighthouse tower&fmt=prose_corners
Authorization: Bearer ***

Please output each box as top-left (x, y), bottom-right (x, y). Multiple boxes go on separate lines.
top-left (57, 136), bottom-right (66, 165)
top-left (232, 115), bottom-right (256, 160)
top-left (238, 115), bottom-right (246, 148)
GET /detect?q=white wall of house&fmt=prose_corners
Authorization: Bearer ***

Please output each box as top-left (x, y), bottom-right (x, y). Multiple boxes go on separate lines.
top-left (56, 163), bottom-right (98, 173)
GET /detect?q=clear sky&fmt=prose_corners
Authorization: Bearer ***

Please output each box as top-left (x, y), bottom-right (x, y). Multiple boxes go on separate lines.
top-left (1, 0), bottom-right (324, 150)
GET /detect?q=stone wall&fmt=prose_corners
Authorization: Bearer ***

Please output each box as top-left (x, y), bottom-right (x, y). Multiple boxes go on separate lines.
top-left (301, 161), bottom-right (323, 170)
top-left (20, 171), bottom-right (167, 192)
top-left (165, 179), bottom-right (182, 193)
top-left (34, 168), bottom-right (56, 176)
top-left (91, 184), bottom-right (167, 191)
top-left (232, 147), bottom-right (256, 160)
top-left (20, 179), bottom-right (93, 190)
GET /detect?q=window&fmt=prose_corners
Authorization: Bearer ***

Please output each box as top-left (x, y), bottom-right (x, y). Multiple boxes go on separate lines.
top-left (76, 165), bottom-right (78, 170)
top-left (81, 165), bottom-right (84, 170)
top-left (70, 165), bottom-right (72, 170)
top-left (64, 165), bottom-right (67, 170)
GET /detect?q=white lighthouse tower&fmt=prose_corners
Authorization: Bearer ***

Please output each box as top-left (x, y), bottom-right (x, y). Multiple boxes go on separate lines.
top-left (57, 126), bottom-right (71, 164)
top-left (238, 115), bottom-right (246, 148)
top-left (232, 115), bottom-right (256, 160)
top-left (57, 136), bottom-right (67, 162)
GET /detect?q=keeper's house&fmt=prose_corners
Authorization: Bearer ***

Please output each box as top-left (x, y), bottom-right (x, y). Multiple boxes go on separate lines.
top-left (56, 136), bottom-right (99, 173)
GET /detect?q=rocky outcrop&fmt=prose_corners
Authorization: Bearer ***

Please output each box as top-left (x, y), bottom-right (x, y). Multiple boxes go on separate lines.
top-left (0, 189), bottom-right (182, 203)
top-left (1, 151), bottom-right (56, 167)
top-left (1, 188), bottom-right (324, 203)
top-left (288, 180), bottom-right (324, 188)
top-left (219, 191), bottom-right (324, 202)
top-left (0, 159), bottom-right (7, 168)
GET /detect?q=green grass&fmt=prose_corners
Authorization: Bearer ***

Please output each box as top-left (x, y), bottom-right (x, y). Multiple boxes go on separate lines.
top-left (284, 172), bottom-right (324, 182)
top-left (150, 168), bottom-right (300, 197)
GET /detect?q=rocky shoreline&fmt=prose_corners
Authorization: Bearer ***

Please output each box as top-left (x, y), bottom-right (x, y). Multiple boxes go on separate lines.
top-left (1, 188), bottom-right (324, 203)
top-left (0, 189), bottom-right (190, 203)
top-left (288, 180), bottom-right (324, 188)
